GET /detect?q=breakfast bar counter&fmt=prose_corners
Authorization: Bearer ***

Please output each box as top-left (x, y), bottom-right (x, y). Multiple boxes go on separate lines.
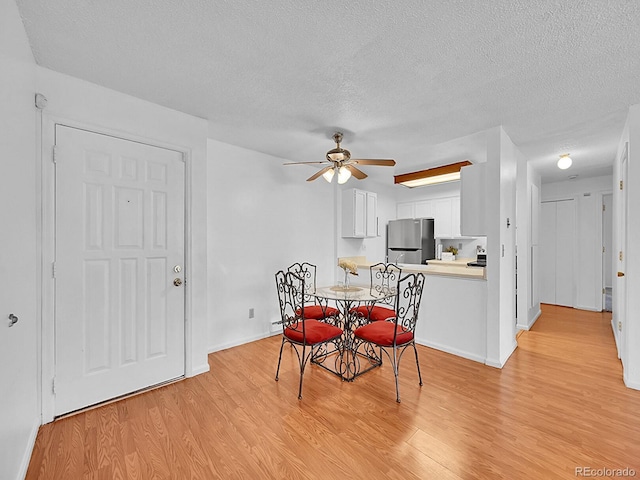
top-left (342, 256), bottom-right (488, 364)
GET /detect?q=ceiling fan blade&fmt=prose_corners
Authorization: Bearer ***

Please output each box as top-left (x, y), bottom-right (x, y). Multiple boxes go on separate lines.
top-left (283, 161), bottom-right (327, 165)
top-left (307, 166), bottom-right (334, 182)
top-left (351, 158), bottom-right (396, 166)
top-left (345, 165), bottom-right (368, 180)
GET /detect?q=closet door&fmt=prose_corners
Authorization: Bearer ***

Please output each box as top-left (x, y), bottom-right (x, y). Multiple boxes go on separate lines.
top-left (539, 200), bottom-right (575, 307)
top-left (539, 202), bottom-right (557, 304)
top-left (555, 200), bottom-right (575, 307)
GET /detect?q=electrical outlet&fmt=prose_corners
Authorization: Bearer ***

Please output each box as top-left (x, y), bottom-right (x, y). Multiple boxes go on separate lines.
top-left (249, 308), bottom-right (254, 319)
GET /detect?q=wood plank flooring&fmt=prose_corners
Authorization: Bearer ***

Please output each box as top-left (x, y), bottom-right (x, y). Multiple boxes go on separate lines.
top-left (26, 305), bottom-right (640, 479)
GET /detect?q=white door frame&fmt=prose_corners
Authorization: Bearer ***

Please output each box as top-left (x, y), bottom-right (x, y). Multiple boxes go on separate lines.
top-left (38, 114), bottom-right (194, 423)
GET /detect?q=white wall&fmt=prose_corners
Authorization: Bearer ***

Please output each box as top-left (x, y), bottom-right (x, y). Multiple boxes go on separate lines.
top-left (0, 0), bottom-right (39, 478)
top-left (35, 67), bottom-right (210, 421)
top-left (207, 139), bottom-right (335, 351)
top-left (484, 127), bottom-right (518, 367)
top-left (541, 175), bottom-right (613, 311)
top-left (516, 157), bottom-right (542, 330)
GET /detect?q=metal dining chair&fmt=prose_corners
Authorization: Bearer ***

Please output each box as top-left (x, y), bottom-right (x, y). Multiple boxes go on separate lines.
top-left (274, 270), bottom-right (343, 399)
top-left (287, 262), bottom-right (340, 321)
top-left (351, 262), bottom-right (402, 322)
top-left (352, 272), bottom-right (425, 402)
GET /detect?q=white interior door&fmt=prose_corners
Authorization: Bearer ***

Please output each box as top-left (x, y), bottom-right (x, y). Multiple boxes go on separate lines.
top-left (617, 145), bottom-right (628, 360)
top-left (54, 125), bottom-right (185, 416)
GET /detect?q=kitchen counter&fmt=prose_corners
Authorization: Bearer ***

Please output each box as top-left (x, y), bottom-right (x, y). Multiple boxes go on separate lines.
top-left (343, 256), bottom-right (485, 280)
top-left (339, 256), bottom-right (488, 363)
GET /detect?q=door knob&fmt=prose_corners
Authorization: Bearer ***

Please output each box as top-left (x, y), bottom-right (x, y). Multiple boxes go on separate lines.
top-left (617, 271), bottom-right (625, 277)
top-left (173, 278), bottom-right (183, 287)
top-left (174, 265), bottom-right (182, 273)
top-left (8, 314), bottom-right (18, 327)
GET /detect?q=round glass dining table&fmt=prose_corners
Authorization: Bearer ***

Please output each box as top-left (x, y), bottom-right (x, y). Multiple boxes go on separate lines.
top-left (306, 285), bottom-right (396, 381)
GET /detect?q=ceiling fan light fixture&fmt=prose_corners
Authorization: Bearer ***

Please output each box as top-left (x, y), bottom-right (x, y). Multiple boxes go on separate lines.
top-left (557, 153), bottom-right (572, 170)
top-left (394, 161), bottom-right (472, 188)
top-left (322, 168), bottom-right (335, 183)
top-left (337, 166), bottom-right (352, 184)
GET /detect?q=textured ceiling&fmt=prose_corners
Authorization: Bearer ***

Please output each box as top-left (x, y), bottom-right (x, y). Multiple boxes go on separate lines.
top-left (15, 0), bottom-right (640, 184)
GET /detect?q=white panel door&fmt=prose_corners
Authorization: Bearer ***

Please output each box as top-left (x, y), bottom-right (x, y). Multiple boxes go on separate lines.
top-left (555, 200), bottom-right (575, 307)
top-left (54, 125), bottom-right (185, 416)
top-left (539, 202), bottom-right (557, 304)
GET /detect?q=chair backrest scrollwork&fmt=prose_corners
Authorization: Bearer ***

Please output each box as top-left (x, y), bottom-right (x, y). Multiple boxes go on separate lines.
top-left (275, 270), bottom-right (305, 332)
top-left (393, 272), bottom-right (425, 335)
top-left (369, 262), bottom-right (402, 306)
top-left (287, 262), bottom-right (317, 304)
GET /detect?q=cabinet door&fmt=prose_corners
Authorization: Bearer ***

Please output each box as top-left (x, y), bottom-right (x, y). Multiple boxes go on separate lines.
top-left (366, 192), bottom-right (377, 237)
top-left (414, 200), bottom-right (433, 219)
top-left (353, 189), bottom-right (367, 237)
top-left (460, 163), bottom-right (486, 236)
top-left (433, 198), bottom-right (452, 238)
top-left (342, 188), bottom-right (366, 238)
top-left (451, 196), bottom-right (461, 237)
top-left (397, 202), bottom-right (415, 219)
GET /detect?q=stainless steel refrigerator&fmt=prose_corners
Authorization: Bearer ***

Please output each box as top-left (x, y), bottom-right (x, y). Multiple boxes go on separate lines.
top-left (387, 218), bottom-right (435, 265)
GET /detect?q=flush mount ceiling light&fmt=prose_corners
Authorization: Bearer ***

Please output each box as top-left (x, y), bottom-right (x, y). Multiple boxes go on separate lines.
top-left (394, 161), bottom-right (472, 188)
top-left (557, 153), bottom-right (572, 170)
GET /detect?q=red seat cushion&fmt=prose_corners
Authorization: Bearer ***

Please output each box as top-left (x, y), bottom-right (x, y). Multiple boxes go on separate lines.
top-left (354, 321), bottom-right (413, 347)
top-left (351, 305), bottom-right (395, 322)
top-left (285, 319), bottom-right (343, 345)
top-left (296, 305), bottom-right (340, 319)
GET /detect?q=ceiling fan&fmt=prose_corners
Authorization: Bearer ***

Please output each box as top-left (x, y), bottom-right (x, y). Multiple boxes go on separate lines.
top-left (284, 132), bottom-right (396, 183)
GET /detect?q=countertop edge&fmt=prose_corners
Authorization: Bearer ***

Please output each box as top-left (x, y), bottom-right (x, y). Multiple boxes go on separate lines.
top-left (344, 258), bottom-right (486, 280)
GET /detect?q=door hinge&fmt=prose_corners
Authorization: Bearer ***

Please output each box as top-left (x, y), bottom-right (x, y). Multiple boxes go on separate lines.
top-left (52, 146), bottom-right (58, 163)
top-left (602, 288), bottom-right (605, 294)
top-left (619, 251), bottom-right (623, 261)
top-left (52, 262), bottom-right (56, 278)
top-left (602, 204), bottom-right (606, 212)
top-left (52, 377), bottom-right (56, 394)
top-left (602, 246), bottom-right (605, 253)
top-left (620, 180), bottom-right (623, 190)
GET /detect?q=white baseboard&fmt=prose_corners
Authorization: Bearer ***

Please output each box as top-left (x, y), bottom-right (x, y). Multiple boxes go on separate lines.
top-left (187, 363), bottom-right (210, 377)
top-left (18, 417), bottom-right (40, 480)
top-left (208, 331), bottom-right (276, 354)
top-left (623, 373), bottom-right (640, 391)
top-left (518, 308), bottom-right (542, 331)
top-left (416, 338), bottom-right (486, 364)
top-left (575, 305), bottom-right (601, 312)
top-left (611, 318), bottom-right (621, 359)
top-left (485, 340), bottom-right (518, 369)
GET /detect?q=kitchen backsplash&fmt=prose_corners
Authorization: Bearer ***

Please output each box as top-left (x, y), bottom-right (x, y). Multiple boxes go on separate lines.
top-left (439, 237), bottom-right (487, 259)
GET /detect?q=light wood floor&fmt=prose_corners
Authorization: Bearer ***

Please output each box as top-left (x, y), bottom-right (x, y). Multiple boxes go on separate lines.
top-left (27, 305), bottom-right (640, 479)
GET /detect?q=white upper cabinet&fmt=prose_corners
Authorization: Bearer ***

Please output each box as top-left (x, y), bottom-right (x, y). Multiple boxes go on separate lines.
top-left (342, 188), bottom-right (378, 238)
top-left (460, 163), bottom-right (486, 236)
top-left (396, 195), bottom-right (461, 238)
top-left (433, 198), bottom-right (453, 238)
top-left (397, 202), bottom-right (415, 219)
top-left (414, 200), bottom-right (433, 219)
